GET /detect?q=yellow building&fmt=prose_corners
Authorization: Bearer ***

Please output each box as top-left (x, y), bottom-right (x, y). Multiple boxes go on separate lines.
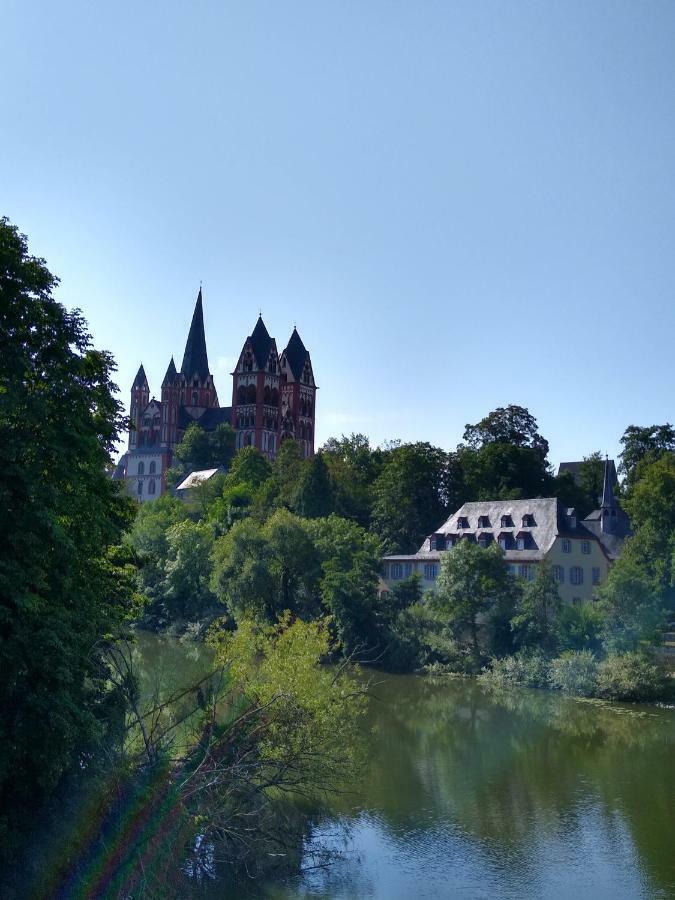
top-left (381, 497), bottom-right (617, 605)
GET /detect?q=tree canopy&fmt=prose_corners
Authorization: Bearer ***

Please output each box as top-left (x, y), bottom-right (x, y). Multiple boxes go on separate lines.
top-left (0, 217), bottom-right (135, 856)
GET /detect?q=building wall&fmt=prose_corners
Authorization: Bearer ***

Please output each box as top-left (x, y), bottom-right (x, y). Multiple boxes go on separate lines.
top-left (126, 450), bottom-right (165, 503)
top-left (381, 537), bottom-right (610, 605)
top-left (544, 536), bottom-right (610, 605)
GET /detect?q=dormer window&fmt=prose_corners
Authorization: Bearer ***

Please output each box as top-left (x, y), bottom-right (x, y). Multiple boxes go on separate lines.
top-left (516, 532), bottom-right (530, 550)
top-left (478, 533), bottom-right (493, 548)
top-left (522, 514), bottom-right (535, 527)
top-left (498, 532), bottom-right (512, 550)
top-left (431, 534), bottom-right (446, 551)
top-left (457, 516), bottom-right (469, 529)
top-left (500, 515), bottom-right (514, 528)
top-left (478, 515), bottom-right (491, 528)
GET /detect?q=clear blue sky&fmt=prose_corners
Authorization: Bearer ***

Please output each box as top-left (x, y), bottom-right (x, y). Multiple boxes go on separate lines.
top-left (4, 1), bottom-right (675, 466)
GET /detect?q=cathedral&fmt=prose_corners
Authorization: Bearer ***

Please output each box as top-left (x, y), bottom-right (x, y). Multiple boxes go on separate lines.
top-left (115, 289), bottom-right (317, 501)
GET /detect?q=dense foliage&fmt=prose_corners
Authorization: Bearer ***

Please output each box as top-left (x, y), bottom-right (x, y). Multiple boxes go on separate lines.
top-left (0, 218), bottom-right (136, 858)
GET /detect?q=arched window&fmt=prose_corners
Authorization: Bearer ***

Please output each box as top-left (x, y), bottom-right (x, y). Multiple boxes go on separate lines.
top-left (137, 481), bottom-right (143, 496)
top-left (138, 461), bottom-right (145, 475)
top-left (269, 357), bottom-right (277, 373)
top-left (192, 391), bottom-right (199, 405)
top-left (148, 479), bottom-right (156, 495)
top-left (299, 423), bottom-right (306, 440)
top-left (237, 385), bottom-right (247, 405)
top-left (149, 461), bottom-right (156, 475)
top-left (271, 388), bottom-right (279, 406)
top-left (246, 385), bottom-right (256, 404)
top-left (245, 432), bottom-right (253, 447)
top-left (307, 425), bottom-right (312, 441)
top-left (264, 385), bottom-right (272, 405)
top-left (243, 352), bottom-right (254, 372)
top-left (307, 402), bottom-right (313, 417)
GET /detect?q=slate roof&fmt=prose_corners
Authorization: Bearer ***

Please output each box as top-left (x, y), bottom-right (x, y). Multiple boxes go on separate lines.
top-left (558, 459), bottom-right (617, 486)
top-left (133, 364), bottom-right (148, 387)
top-left (162, 356), bottom-right (177, 385)
top-left (178, 405), bottom-right (232, 432)
top-left (418, 497), bottom-right (601, 563)
top-left (283, 327), bottom-right (309, 380)
top-left (249, 316), bottom-right (273, 369)
top-left (180, 289), bottom-right (210, 380)
top-left (199, 406), bottom-right (232, 430)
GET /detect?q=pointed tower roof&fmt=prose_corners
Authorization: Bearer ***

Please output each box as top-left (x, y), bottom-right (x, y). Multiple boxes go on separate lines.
top-left (601, 457), bottom-right (616, 511)
top-left (133, 363), bottom-right (148, 388)
top-left (162, 356), bottom-right (177, 385)
top-left (180, 288), bottom-right (210, 380)
top-left (283, 327), bottom-right (310, 379)
top-left (249, 315), bottom-right (273, 368)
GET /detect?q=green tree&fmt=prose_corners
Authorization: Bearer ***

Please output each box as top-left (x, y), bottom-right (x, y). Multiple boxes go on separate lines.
top-left (511, 563), bottom-right (562, 653)
top-left (433, 542), bottom-right (517, 665)
top-left (371, 442), bottom-right (450, 553)
top-left (597, 555), bottom-right (664, 653)
top-left (211, 509), bottom-right (321, 623)
top-left (462, 404), bottom-right (549, 459)
top-left (292, 453), bottom-right (335, 518)
top-left (619, 423), bottom-right (675, 487)
top-left (0, 217), bottom-right (135, 855)
top-left (321, 433), bottom-right (386, 526)
top-left (459, 442), bottom-right (552, 501)
top-left (173, 421), bottom-right (236, 473)
top-left (127, 493), bottom-right (189, 603)
top-left (160, 520), bottom-right (217, 620)
top-left (227, 445), bottom-right (273, 489)
top-left (309, 515), bottom-right (382, 653)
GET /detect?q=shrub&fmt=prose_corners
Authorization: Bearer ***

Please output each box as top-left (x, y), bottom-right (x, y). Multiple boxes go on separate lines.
top-left (480, 652), bottom-right (551, 689)
top-left (549, 650), bottom-right (598, 696)
top-left (556, 603), bottom-right (605, 653)
top-left (595, 652), bottom-right (670, 702)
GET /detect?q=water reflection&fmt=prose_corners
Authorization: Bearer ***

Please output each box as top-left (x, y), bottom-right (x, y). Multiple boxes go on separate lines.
top-left (276, 675), bottom-right (675, 899)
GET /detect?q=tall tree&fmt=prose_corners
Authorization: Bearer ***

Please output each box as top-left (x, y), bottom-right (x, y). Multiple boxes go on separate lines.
top-left (510, 563), bottom-right (562, 653)
top-left (173, 421), bottom-right (236, 472)
top-left (462, 405), bottom-right (549, 459)
top-left (619, 424), bottom-right (675, 487)
top-left (292, 453), bottom-right (335, 519)
top-left (457, 405), bottom-right (553, 502)
top-left (371, 442), bottom-right (450, 553)
top-left (432, 542), bottom-right (516, 664)
top-left (0, 217), bottom-right (135, 855)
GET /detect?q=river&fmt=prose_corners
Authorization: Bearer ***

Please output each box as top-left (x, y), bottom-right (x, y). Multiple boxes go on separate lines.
top-left (137, 632), bottom-right (675, 899)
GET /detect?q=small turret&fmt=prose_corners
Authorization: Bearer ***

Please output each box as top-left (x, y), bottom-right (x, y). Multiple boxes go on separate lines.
top-left (162, 356), bottom-right (178, 386)
top-left (129, 363), bottom-right (150, 450)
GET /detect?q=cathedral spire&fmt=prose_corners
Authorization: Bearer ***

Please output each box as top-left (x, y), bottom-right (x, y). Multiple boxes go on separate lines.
top-left (180, 288), bottom-right (210, 380)
top-left (133, 363), bottom-right (148, 388)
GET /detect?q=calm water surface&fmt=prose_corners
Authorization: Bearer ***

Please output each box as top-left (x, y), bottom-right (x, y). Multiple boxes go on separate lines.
top-left (138, 634), bottom-right (675, 900)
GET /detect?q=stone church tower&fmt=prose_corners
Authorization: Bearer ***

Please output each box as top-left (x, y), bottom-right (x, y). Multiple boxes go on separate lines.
top-left (116, 290), bottom-right (317, 500)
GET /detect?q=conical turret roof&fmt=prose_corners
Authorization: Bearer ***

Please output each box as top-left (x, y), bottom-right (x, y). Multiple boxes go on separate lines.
top-left (180, 288), bottom-right (210, 380)
top-left (249, 315), bottom-right (273, 368)
top-left (133, 363), bottom-right (148, 388)
top-left (283, 327), bottom-right (309, 379)
top-left (162, 356), bottom-right (178, 385)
